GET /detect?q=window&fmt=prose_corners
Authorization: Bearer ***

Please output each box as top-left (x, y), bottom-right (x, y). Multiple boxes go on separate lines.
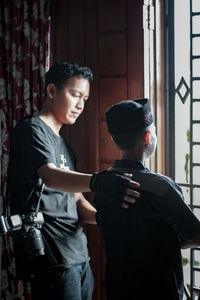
top-left (166, 0), bottom-right (200, 298)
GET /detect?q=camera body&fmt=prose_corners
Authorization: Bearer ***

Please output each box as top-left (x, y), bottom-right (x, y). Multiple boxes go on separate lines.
top-left (0, 211), bottom-right (45, 259)
top-left (19, 211), bottom-right (45, 258)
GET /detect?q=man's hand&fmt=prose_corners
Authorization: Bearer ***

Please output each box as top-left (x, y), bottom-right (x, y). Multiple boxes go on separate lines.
top-left (90, 170), bottom-right (140, 208)
top-left (122, 180), bottom-right (140, 208)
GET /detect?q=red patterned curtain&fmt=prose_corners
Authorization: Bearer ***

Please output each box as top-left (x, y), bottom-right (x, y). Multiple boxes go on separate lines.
top-left (0, 0), bottom-right (50, 299)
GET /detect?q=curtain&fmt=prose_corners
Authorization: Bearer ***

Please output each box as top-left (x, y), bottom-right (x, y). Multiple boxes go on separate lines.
top-left (0, 0), bottom-right (50, 299)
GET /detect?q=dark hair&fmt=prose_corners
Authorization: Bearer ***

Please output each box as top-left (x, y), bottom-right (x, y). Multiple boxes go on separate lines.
top-left (112, 127), bottom-right (148, 151)
top-left (44, 61), bottom-right (94, 98)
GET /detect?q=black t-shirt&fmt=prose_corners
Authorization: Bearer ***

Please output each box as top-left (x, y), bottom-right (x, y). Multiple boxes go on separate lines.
top-left (94, 160), bottom-right (200, 300)
top-left (8, 116), bottom-right (89, 268)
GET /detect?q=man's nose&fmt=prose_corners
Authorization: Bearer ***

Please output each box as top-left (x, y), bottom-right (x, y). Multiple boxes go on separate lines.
top-left (76, 98), bottom-right (84, 110)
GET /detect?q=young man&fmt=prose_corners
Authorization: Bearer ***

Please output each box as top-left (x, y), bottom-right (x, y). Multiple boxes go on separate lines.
top-left (94, 98), bottom-right (200, 300)
top-left (7, 62), bottom-right (140, 300)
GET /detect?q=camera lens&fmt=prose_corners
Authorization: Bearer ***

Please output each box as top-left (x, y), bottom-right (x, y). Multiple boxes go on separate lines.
top-left (24, 228), bottom-right (45, 258)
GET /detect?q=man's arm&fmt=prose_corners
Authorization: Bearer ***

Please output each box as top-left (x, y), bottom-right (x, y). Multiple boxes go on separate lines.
top-left (38, 163), bottom-right (92, 192)
top-left (180, 234), bottom-right (200, 249)
top-left (152, 181), bottom-right (200, 248)
top-left (74, 192), bottom-right (97, 224)
top-left (37, 163), bottom-right (141, 204)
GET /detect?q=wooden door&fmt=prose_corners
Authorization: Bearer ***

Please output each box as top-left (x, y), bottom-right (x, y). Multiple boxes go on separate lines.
top-left (51, 1), bottom-right (144, 299)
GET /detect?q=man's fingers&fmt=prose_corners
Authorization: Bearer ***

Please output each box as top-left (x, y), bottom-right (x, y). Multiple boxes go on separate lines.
top-left (121, 202), bottom-right (129, 209)
top-left (126, 187), bottom-right (140, 199)
top-left (123, 195), bottom-right (136, 204)
top-left (121, 196), bottom-right (136, 209)
top-left (121, 185), bottom-right (141, 208)
top-left (123, 173), bottom-right (133, 178)
top-left (128, 180), bottom-right (140, 189)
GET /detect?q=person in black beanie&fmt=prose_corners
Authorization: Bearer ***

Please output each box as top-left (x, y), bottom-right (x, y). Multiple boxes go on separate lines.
top-left (7, 62), bottom-right (140, 300)
top-left (94, 98), bottom-right (200, 300)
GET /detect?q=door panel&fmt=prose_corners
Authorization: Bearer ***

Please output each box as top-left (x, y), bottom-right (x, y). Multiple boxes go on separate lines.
top-left (99, 77), bottom-right (127, 118)
top-left (99, 34), bottom-right (127, 75)
top-left (98, 0), bottom-right (127, 31)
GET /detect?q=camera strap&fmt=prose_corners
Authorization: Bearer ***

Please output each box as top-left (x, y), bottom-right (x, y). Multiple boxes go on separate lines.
top-left (35, 182), bottom-right (44, 216)
top-left (25, 181), bottom-right (44, 216)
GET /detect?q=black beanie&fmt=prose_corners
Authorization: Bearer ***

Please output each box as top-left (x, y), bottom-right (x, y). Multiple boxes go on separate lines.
top-left (106, 98), bottom-right (153, 134)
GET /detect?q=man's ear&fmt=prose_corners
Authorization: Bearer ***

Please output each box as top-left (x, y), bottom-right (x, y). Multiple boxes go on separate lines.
top-left (46, 83), bottom-right (56, 99)
top-left (110, 136), bottom-right (115, 143)
top-left (144, 130), bottom-right (150, 145)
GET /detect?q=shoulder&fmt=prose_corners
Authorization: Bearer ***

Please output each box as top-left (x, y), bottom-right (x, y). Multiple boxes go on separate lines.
top-left (138, 170), bottom-right (182, 198)
top-left (13, 116), bottom-right (56, 139)
top-left (11, 116), bottom-right (33, 143)
top-left (13, 116), bottom-right (32, 131)
top-left (13, 116), bottom-right (44, 134)
top-left (11, 116), bottom-right (58, 151)
top-left (112, 166), bottom-right (182, 198)
top-left (143, 171), bottom-right (181, 190)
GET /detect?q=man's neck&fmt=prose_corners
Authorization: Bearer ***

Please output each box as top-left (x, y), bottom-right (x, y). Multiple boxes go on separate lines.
top-left (37, 106), bottom-right (62, 136)
top-left (120, 150), bottom-right (145, 163)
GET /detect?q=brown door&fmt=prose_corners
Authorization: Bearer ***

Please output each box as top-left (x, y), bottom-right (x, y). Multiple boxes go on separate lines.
top-left (51, 1), bottom-right (144, 299)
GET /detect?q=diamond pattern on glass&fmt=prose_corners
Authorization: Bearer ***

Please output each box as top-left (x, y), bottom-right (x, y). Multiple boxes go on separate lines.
top-left (176, 76), bottom-right (190, 104)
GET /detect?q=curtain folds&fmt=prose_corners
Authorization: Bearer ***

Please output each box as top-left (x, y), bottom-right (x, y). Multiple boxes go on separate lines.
top-left (0, 0), bottom-right (50, 298)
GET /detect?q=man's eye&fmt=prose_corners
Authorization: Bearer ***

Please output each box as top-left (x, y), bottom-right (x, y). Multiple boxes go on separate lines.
top-left (72, 94), bottom-right (79, 98)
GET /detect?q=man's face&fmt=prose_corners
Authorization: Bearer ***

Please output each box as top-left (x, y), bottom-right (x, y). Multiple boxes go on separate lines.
top-left (50, 76), bottom-right (90, 125)
top-left (145, 123), bottom-right (157, 159)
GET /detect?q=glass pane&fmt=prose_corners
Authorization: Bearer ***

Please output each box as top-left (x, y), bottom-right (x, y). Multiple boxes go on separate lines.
top-left (192, 16), bottom-right (200, 34)
top-left (181, 248), bottom-right (190, 292)
top-left (193, 124), bottom-right (200, 142)
top-left (194, 251), bottom-right (200, 264)
top-left (192, 37), bottom-right (200, 56)
top-left (193, 188), bottom-right (200, 206)
top-left (193, 145), bottom-right (200, 163)
top-left (194, 270), bottom-right (200, 288)
top-left (192, 0), bottom-right (200, 12)
top-left (193, 166), bottom-right (200, 185)
top-left (181, 186), bottom-right (190, 205)
top-left (193, 82), bottom-right (200, 99)
top-left (192, 59), bottom-right (200, 77)
top-left (193, 208), bottom-right (200, 219)
top-left (193, 102), bottom-right (200, 119)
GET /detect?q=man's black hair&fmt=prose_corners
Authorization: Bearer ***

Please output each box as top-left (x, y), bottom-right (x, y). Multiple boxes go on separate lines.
top-left (112, 127), bottom-right (149, 151)
top-left (44, 61), bottom-right (94, 99)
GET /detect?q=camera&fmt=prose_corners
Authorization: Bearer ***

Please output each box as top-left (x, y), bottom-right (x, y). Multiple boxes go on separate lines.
top-left (0, 211), bottom-right (45, 259)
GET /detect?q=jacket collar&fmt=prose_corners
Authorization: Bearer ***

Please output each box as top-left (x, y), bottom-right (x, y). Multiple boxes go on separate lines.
top-left (113, 160), bottom-right (145, 170)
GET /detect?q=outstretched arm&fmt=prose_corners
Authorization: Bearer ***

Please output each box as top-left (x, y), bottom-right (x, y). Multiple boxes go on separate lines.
top-left (38, 163), bottom-right (92, 192)
top-left (38, 163), bottom-right (141, 205)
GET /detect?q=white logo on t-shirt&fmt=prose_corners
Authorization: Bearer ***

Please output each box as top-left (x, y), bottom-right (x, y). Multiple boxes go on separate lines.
top-left (60, 154), bottom-right (70, 170)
